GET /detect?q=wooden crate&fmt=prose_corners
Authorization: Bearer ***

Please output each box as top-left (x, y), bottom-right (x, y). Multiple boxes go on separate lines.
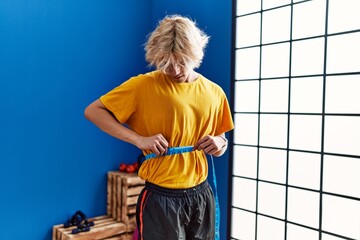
top-left (52, 215), bottom-right (129, 240)
top-left (52, 172), bottom-right (143, 240)
top-left (107, 171), bottom-right (145, 226)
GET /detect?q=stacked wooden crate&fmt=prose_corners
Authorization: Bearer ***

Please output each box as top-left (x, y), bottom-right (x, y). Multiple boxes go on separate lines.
top-left (52, 172), bottom-right (145, 240)
top-left (107, 171), bottom-right (145, 232)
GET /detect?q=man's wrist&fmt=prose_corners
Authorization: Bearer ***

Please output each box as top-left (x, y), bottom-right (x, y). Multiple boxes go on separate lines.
top-left (218, 135), bottom-right (228, 148)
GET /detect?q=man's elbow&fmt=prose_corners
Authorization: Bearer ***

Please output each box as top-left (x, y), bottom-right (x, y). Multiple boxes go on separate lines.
top-left (84, 105), bottom-right (94, 121)
top-left (84, 99), bottom-right (101, 120)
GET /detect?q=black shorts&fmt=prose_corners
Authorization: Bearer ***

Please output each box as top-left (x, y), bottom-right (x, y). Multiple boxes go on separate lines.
top-left (136, 180), bottom-right (215, 240)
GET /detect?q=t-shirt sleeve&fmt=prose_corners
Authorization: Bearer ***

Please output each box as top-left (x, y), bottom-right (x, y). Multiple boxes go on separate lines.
top-left (99, 77), bottom-right (138, 124)
top-left (215, 93), bottom-right (234, 136)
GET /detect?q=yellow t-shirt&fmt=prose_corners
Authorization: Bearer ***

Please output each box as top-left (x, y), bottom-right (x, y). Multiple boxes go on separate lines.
top-left (100, 70), bottom-right (234, 188)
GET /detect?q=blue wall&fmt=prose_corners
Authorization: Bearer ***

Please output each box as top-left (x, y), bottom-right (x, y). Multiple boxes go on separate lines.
top-left (0, 1), bottom-right (232, 239)
top-left (0, 1), bottom-right (151, 239)
top-left (152, 1), bottom-right (233, 240)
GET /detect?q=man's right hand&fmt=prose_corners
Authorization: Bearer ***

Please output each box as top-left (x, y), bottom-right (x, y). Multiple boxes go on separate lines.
top-left (136, 134), bottom-right (169, 157)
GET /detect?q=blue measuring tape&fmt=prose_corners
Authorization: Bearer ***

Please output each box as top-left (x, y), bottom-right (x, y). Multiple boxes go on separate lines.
top-left (143, 146), bottom-right (220, 240)
top-left (144, 146), bottom-right (194, 160)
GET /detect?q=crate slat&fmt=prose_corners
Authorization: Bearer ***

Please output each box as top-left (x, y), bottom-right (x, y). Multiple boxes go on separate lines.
top-left (127, 186), bottom-right (144, 196)
top-left (107, 174), bottom-right (112, 216)
top-left (56, 216), bottom-right (126, 240)
top-left (64, 221), bottom-right (127, 240)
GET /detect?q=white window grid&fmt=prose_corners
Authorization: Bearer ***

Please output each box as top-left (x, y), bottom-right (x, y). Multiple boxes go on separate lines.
top-left (230, 1), bottom-right (360, 240)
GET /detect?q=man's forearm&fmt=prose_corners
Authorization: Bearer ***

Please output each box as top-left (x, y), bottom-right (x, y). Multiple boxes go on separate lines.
top-left (84, 100), bottom-right (140, 147)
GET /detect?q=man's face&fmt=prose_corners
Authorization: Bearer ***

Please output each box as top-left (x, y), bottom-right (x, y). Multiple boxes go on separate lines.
top-left (164, 62), bottom-right (194, 83)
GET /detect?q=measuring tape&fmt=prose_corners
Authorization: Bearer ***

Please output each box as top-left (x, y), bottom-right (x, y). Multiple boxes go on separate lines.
top-left (143, 146), bottom-right (220, 240)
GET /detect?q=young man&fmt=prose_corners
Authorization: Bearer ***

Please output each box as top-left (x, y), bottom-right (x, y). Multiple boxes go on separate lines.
top-left (85, 15), bottom-right (234, 240)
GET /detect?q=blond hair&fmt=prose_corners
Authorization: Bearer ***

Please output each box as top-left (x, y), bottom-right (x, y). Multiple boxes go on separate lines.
top-left (145, 15), bottom-right (209, 70)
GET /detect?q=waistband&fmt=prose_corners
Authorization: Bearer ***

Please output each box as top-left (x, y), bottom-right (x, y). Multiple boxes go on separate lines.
top-left (145, 180), bottom-right (210, 197)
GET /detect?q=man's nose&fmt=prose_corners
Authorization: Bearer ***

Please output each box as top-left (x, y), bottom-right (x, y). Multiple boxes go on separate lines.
top-left (173, 65), bottom-right (181, 75)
